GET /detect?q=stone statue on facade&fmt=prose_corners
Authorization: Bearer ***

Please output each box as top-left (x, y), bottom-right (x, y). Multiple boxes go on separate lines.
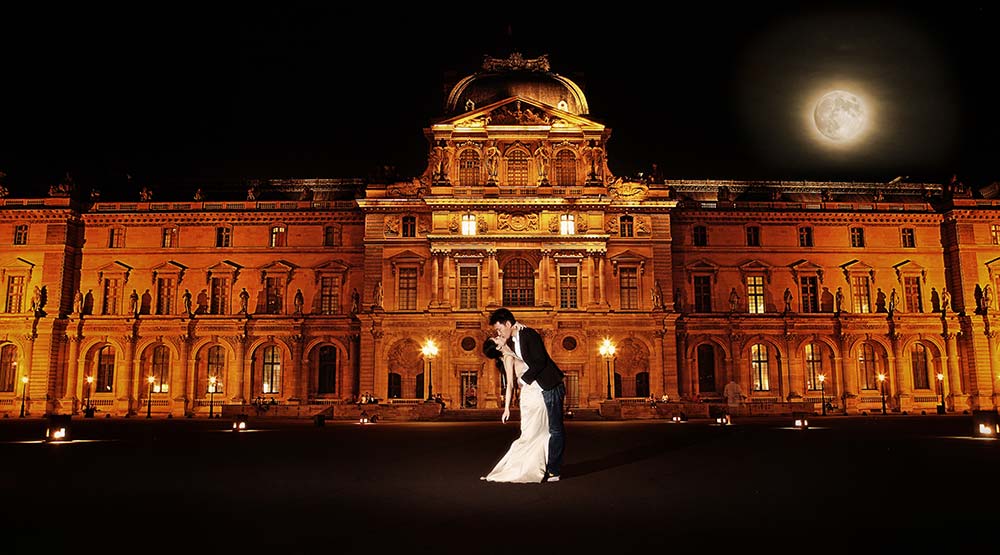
top-left (373, 281), bottom-right (384, 309)
top-left (129, 289), bottom-right (139, 316)
top-left (293, 289), bottom-right (304, 315)
top-left (239, 288), bottom-right (250, 314)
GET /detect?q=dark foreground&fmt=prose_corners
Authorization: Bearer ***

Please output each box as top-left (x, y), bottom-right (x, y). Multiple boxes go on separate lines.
top-left (1, 414), bottom-right (996, 554)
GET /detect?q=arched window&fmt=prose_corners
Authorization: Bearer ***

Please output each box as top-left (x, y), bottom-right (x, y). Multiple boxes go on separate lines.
top-left (152, 345), bottom-right (169, 393)
top-left (207, 345), bottom-right (225, 394)
top-left (459, 150), bottom-right (481, 186)
top-left (506, 150), bottom-right (530, 187)
top-left (262, 345), bottom-right (281, 394)
top-left (97, 346), bottom-right (115, 392)
top-left (911, 343), bottom-right (930, 389)
top-left (503, 258), bottom-right (535, 307)
top-left (805, 343), bottom-right (824, 390)
top-left (751, 343), bottom-right (770, 391)
top-left (318, 346), bottom-right (337, 394)
top-left (388, 372), bottom-right (402, 399)
top-left (554, 150), bottom-right (576, 186)
top-left (0, 344), bottom-right (16, 392)
top-left (859, 343), bottom-right (877, 389)
top-left (697, 344), bottom-right (716, 393)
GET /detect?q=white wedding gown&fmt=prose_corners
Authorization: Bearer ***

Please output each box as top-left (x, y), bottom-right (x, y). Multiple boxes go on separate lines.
top-left (483, 366), bottom-right (549, 483)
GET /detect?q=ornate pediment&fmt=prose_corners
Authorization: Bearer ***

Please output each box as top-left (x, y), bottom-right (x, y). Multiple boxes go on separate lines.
top-left (442, 96), bottom-right (603, 129)
top-left (151, 260), bottom-right (187, 285)
top-left (206, 260), bottom-right (241, 284)
top-left (387, 250), bottom-right (426, 276)
top-left (738, 259), bottom-right (772, 283)
top-left (790, 259), bottom-right (825, 284)
top-left (313, 259), bottom-right (350, 285)
top-left (609, 250), bottom-right (647, 276)
top-left (893, 260), bottom-right (926, 283)
top-left (841, 259), bottom-right (876, 283)
top-left (96, 261), bottom-right (132, 284)
top-left (685, 258), bottom-right (720, 284)
top-left (0, 256), bottom-right (35, 282)
top-left (259, 260), bottom-right (296, 285)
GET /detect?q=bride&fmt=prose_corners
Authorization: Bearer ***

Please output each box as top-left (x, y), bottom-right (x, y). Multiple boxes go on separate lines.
top-left (481, 333), bottom-right (549, 483)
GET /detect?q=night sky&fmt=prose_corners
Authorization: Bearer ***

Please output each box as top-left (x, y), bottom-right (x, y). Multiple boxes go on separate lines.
top-left (2, 5), bottom-right (998, 199)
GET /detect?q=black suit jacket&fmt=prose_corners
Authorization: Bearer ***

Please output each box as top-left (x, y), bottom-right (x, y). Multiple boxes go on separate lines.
top-left (513, 326), bottom-right (564, 391)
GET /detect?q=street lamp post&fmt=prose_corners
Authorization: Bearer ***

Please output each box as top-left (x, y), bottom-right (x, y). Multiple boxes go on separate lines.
top-left (818, 374), bottom-right (826, 416)
top-left (877, 372), bottom-right (887, 415)
top-left (209, 376), bottom-right (217, 419)
top-left (84, 375), bottom-right (94, 415)
top-left (421, 338), bottom-right (438, 402)
top-left (19, 375), bottom-right (28, 418)
top-left (146, 375), bottom-right (155, 419)
top-left (599, 338), bottom-right (616, 400)
top-left (936, 372), bottom-right (945, 414)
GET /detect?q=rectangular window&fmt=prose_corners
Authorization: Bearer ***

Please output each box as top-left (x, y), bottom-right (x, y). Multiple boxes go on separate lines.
top-left (798, 227), bottom-right (813, 247)
top-left (694, 276), bottom-right (712, 313)
top-left (210, 277), bottom-right (229, 315)
top-left (901, 228), bottom-right (915, 248)
top-left (262, 347), bottom-right (281, 395)
top-left (992, 224), bottom-right (1000, 246)
top-left (13, 225), bottom-right (28, 245)
top-left (265, 277), bottom-right (283, 314)
top-left (459, 266), bottom-right (479, 309)
top-left (693, 226), bottom-right (707, 246)
top-left (746, 276), bottom-right (765, 314)
top-left (215, 227), bottom-right (231, 247)
top-left (507, 153), bottom-right (530, 187)
top-left (270, 225), bottom-right (287, 247)
top-left (5, 276), bottom-right (25, 313)
top-left (751, 343), bottom-right (770, 391)
top-left (324, 226), bottom-right (341, 246)
top-left (97, 348), bottom-right (115, 392)
top-left (559, 214), bottom-right (575, 235)
top-left (903, 276), bottom-right (922, 313)
top-left (320, 276), bottom-right (339, 314)
top-left (800, 276), bottom-right (819, 313)
top-left (559, 265), bottom-right (578, 309)
top-left (461, 215), bottom-right (477, 236)
top-left (805, 343), bottom-right (824, 391)
top-left (852, 275), bottom-right (871, 313)
top-left (161, 228), bottom-right (175, 248)
top-left (619, 267), bottom-right (638, 310)
top-left (746, 226), bottom-right (761, 247)
top-left (398, 268), bottom-right (417, 311)
top-left (619, 216), bottom-right (634, 238)
top-left (101, 278), bottom-right (119, 315)
top-left (401, 217), bottom-right (416, 238)
top-left (156, 278), bottom-right (175, 315)
top-left (108, 228), bottom-right (124, 248)
top-left (850, 227), bottom-right (865, 248)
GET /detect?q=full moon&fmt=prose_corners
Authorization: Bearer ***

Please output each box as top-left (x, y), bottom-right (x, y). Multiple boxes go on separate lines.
top-left (813, 90), bottom-right (866, 141)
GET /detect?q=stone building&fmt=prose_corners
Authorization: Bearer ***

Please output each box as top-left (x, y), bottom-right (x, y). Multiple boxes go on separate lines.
top-left (1, 53), bottom-right (998, 417)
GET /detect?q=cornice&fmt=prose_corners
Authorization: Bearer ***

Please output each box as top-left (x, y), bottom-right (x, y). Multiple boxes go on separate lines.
top-left (83, 212), bottom-right (363, 226)
top-left (672, 211), bottom-right (942, 225)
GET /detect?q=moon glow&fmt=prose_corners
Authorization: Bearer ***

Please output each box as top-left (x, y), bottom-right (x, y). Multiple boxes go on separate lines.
top-left (813, 90), bottom-right (866, 142)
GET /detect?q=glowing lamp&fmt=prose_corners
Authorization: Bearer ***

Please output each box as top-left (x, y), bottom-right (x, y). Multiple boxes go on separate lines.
top-left (45, 414), bottom-right (72, 442)
top-left (972, 410), bottom-right (999, 438)
top-left (232, 413), bottom-right (248, 431)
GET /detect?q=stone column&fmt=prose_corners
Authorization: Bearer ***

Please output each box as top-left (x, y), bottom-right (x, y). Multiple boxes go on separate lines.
top-left (21, 334), bottom-right (36, 415)
top-left (583, 256), bottom-right (593, 307)
top-left (838, 334), bottom-right (858, 399)
top-left (121, 335), bottom-right (138, 414)
top-left (987, 331), bottom-right (998, 406)
top-left (597, 255), bottom-right (606, 307)
top-left (442, 253), bottom-right (452, 307)
top-left (539, 250), bottom-right (550, 306)
top-left (943, 332), bottom-right (963, 407)
top-left (492, 251), bottom-right (501, 305)
top-left (232, 335), bottom-right (248, 404)
top-left (292, 334), bottom-right (306, 403)
top-left (430, 254), bottom-right (440, 307)
top-left (177, 335), bottom-right (192, 416)
top-left (64, 335), bottom-right (82, 408)
top-left (889, 332), bottom-right (910, 409)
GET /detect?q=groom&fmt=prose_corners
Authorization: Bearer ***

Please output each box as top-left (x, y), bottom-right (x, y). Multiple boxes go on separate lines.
top-left (489, 307), bottom-right (566, 482)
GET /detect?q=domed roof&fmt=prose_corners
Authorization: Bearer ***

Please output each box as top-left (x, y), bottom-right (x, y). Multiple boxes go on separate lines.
top-left (445, 53), bottom-right (589, 116)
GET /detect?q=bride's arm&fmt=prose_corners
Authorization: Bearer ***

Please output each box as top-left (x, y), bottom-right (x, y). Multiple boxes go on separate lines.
top-left (501, 353), bottom-right (515, 423)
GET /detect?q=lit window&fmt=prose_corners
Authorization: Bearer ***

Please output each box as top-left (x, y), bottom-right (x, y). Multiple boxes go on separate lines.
top-left (992, 224), bottom-right (1000, 246)
top-left (101, 278), bottom-right (119, 315)
top-left (746, 276), bottom-right (765, 314)
top-left (210, 277), bottom-right (229, 314)
top-left (97, 346), bottom-right (115, 392)
top-left (270, 225), bottom-right (287, 247)
top-left (851, 275), bottom-right (871, 313)
top-left (0, 344), bottom-right (17, 392)
top-left (215, 227), bottom-right (232, 247)
top-left (151, 346), bottom-right (169, 393)
top-left (161, 227), bottom-right (176, 248)
top-left (560, 214), bottom-right (575, 235)
top-left (751, 344), bottom-right (770, 391)
top-left (262, 345), bottom-right (281, 394)
top-left (156, 278), bottom-right (175, 315)
top-left (265, 277), bottom-right (283, 314)
top-left (461, 214), bottom-right (477, 236)
top-left (207, 346), bottom-right (225, 395)
top-left (805, 343), bottom-right (823, 390)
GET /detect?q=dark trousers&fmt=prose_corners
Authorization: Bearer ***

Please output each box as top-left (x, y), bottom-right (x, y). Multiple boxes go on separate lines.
top-left (542, 382), bottom-right (566, 476)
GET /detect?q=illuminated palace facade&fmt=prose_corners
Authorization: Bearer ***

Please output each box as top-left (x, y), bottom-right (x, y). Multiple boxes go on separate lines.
top-left (1, 53), bottom-right (999, 418)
